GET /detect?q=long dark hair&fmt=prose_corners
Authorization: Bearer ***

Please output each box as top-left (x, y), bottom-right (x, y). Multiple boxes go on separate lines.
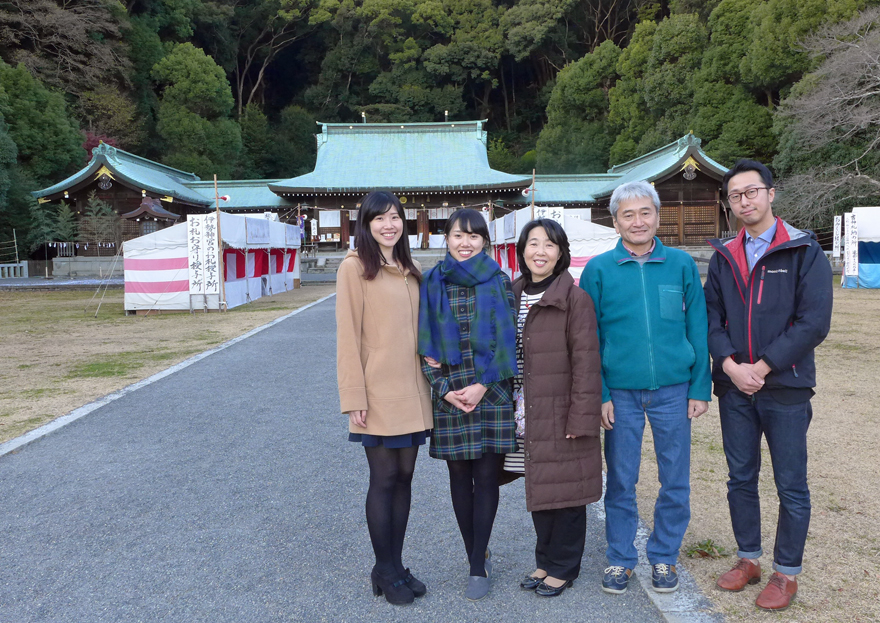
top-left (516, 218), bottom-right (571, 282)
top-left (355, 191), bottom-right (421, 282)
top-left (443, 208), bottom-right (491, 250)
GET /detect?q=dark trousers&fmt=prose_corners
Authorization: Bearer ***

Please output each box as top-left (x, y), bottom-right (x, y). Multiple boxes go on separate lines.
top-left (719, 389), bottom-right (812, 575)
top-left (532, 505), bottom-right (586, 580)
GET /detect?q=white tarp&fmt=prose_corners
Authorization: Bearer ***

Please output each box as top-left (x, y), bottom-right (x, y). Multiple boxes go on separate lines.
top-left (852, 207), bottom-right (880, 242)
top-left (489, 207), bottom-right (619, 282)
top-left (124, 212), bottom-right (302, 313)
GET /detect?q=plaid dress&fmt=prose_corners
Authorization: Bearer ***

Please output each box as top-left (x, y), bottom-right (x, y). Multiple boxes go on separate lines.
top-left (421, 276), bottom-right (518, 460)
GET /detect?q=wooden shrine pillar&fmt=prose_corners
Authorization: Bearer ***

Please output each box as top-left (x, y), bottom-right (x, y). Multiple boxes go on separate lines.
top-left (417, 209), bottom-right (430, 250)
top-left (340, 210), bottom-right (350, 249)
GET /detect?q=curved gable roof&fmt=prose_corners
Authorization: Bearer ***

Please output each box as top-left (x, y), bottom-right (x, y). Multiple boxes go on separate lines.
top-left (34, 143), bottom-right (211, 207)
top-left (269, 121), bottom-right (531, 195)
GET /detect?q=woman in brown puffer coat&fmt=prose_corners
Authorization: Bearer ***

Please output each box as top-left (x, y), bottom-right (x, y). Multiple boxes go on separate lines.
top-left (505, 218), bottom-right (603, 598)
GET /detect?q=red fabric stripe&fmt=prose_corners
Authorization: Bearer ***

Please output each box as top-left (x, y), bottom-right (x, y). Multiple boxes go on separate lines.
top-left (126, 280), bottom-right (189, 293)
top-left (287, 249), bottom-right (297, 272)
top-left (124, 257), bottom-right (188, 271)
top-left (569, 256), bottom-right (596, 267)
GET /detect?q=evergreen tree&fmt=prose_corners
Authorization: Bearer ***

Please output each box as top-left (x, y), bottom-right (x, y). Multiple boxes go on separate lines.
top-left (78, 191), bottom-right (119, 256)
top-left (152, 43), bottom-right (242, 179)
top-left (536, 40), bottom-right (621, 173)
top-left (0, 59), bottom-right (84, 185)
top-left (53, 203), bottom-right (78, 242)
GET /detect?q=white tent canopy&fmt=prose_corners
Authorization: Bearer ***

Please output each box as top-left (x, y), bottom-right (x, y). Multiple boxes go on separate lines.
top-left (124, 212), bottom-right (302, 313)
top-left (490, 208), bottom-right (618, 282)
top-left (853, 207), bottom-right (880, 243)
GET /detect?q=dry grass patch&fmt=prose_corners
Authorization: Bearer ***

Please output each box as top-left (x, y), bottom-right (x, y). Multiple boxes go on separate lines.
top-left (0, 285), bottom-right (336, 444)
top-left (634, 284), bottom-right (880, 622)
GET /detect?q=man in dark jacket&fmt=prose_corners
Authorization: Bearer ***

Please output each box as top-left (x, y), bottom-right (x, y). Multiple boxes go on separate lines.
top-left (705, 160), bottom-right (832, 611)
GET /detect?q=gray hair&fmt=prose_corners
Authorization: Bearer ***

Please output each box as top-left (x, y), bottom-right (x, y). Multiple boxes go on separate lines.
top-left (608, 180), bottom-right (661, 219)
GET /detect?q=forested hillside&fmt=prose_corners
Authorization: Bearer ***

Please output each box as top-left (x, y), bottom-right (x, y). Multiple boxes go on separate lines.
top-left (2, 0), bottom-right (880, 254)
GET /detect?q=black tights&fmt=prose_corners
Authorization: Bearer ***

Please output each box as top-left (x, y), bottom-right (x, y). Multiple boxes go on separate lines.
top-left (364, 444), bottom-right (419, 578)
top-left (446, 453), bottom-right (504, 577)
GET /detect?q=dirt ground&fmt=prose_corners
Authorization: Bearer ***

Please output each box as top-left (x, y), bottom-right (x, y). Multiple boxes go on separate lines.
top-left (2, 281), bottom-right (878, 621)
top-left (636, 283), bottom-right (880, 622)
top-left (0, 284), bottom-right (335, 445)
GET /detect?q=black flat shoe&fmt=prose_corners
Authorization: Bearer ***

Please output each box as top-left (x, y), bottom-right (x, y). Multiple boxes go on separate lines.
top-left (520, 574), bottom-right (546, 590)
top-left (371, 568), bottom-right (415, 605)
top-left (535, 578), bottom-right (574, 597)
top-left (403, 568), bottom-right (426, 597)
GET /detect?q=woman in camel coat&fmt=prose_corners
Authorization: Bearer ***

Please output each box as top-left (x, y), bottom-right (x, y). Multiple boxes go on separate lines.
top-left (336, 191), bottom-right (432, 606)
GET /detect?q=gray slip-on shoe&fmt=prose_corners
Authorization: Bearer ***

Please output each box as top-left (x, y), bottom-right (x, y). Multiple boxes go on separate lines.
top-left (465, 575), bottom-right (490, 601)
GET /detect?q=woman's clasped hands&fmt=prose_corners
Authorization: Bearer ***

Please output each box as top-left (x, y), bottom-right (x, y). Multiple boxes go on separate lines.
top-left (424, 355), bottom-right (486, 413)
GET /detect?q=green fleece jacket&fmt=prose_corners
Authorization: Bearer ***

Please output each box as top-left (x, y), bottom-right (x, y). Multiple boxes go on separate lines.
top-left (578, 237), bottom-right (711, 403)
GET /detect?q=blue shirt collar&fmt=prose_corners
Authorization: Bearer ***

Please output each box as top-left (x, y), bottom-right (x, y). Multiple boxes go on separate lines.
top-left (746, 220), bottom-right (777, 245)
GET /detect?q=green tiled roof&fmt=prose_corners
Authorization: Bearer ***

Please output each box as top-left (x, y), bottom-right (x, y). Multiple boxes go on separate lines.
top-left (187, 180), bottom-right (295, 211)
top-left (510, 173), bottom-right (620, 205)
top-left (592, 133), bottom-right (727, 198)
top-left (508, 134), bottom-right (728, 205)
top-left (269, 121), bottom-right (532, 195)
top-left (34, 143), bottom-right (211, 206)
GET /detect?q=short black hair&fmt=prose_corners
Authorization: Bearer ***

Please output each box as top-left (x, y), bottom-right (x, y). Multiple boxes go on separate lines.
top-left (444, 208), bottom-right (490, 249)
top-left (722, 159), bottom-right (774, 196)
top-left (516, 218), bottom-right (571, 282)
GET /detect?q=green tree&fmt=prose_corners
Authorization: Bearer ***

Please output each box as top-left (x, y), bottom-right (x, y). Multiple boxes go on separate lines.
top-left (53, 203), bottom-right (79, 242)
top-left (773, 8), bottom-right (880, 227)
top-left (78, 191), bottom-right (119, 255)
top-left (152, 43), bottom-right (242, 178)
top-left (239, 103), bottom-right (273, 178)
top-left (0, 60), bottom-right (84, 185)
top-left (739, 0), bottom-right (867, 106)
top-left (24, 199), bottom-right (54, 253)
top-left (536, 40), bottom-right (620, 172)
top-left (0, 93), bottom-right (16, 212)
top-left (267, 105), bottom-right (316, 177)
top-left (77, 86), bottom-right (145, 151)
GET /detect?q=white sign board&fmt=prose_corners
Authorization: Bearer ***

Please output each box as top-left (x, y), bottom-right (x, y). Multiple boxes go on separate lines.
top-left (503, 212), bottom-right (516, 240)
top-left (187, 214), bottom-right (220, 295)
top-left (844, 212), bottom-right (858, 278)
top-left (833, 215), bottom-right (842, 259)
top-left (310, 218), bottom-right (318, 237)
top-left (320, 210), bottom-right (341, 228)
top-left (534, 206), bottom-right (564, 226)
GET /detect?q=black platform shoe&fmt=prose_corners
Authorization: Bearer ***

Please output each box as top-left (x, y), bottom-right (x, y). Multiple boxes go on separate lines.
top-left (535, 578), bottom-right (574, 597)
top-left (403, 569), bottom-right (426, 597)
top-left (371, 568), bottom-right (415, 605)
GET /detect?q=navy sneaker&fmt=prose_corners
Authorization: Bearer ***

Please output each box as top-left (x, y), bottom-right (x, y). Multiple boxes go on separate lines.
top-left (601, 566), bottom-right (632, 594)
top-left (651, 563), bottom-right (679, 593)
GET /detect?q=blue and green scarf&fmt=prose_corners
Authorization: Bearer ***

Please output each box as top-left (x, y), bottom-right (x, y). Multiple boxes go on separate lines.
top-left (418, 251), bottom-right (518, 384)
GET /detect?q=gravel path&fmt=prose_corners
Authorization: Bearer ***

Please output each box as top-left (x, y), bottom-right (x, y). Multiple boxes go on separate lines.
top-left (0, 296), bottom-right (709, 622)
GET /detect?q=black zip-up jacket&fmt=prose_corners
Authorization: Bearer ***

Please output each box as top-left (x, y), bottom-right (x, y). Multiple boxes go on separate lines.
top-left (705, 217), bottom-right (833, 395)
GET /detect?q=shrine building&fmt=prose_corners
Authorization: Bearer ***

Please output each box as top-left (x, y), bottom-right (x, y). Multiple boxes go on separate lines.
top-left (33, 121), bottom-right (734, 256)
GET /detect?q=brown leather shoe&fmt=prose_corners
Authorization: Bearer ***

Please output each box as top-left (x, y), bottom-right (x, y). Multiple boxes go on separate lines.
top-left (755, 572), bottom-right (797, 610)
top-left (716, 558), bottom-right (761, 591)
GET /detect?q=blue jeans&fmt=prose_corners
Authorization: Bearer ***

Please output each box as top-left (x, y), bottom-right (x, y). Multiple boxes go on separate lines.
top-left (719, 389), bottom-right (812, 575)
top-left (605, 382), bottom-right (691, 569)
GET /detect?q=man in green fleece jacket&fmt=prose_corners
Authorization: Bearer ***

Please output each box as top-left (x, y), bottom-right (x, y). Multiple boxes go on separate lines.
top-left (579, 180), bottom-right (711, 595)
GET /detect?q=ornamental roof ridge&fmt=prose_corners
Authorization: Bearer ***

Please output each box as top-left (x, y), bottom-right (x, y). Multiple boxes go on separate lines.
top-left (318, 119), bottom-right (487, 129)
top-left (95, 144), bottom-right (202, 182)
top-left (607, 134), bottom-right (696, 174)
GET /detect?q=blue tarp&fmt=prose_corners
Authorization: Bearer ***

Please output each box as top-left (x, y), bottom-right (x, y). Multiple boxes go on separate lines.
top-left (843, 241), bottom-right (880, 288)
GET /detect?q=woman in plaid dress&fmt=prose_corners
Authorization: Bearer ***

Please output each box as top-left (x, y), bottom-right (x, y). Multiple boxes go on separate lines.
top-left (418, 208), bottom-right (518, 601)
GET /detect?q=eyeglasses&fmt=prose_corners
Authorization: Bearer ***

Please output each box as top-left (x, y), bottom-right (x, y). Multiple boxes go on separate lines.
top-left (727, 187), bottom-right (770, 204)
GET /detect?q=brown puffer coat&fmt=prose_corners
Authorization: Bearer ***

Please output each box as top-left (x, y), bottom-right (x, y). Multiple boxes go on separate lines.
top-left (513, 271), bottom-right (603, 512)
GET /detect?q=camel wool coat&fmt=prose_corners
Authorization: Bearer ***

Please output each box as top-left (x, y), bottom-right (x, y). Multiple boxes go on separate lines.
top-left (513, 271), bottom-right (603, 512)
top-left (336, 250), bottom-right (433, 435)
